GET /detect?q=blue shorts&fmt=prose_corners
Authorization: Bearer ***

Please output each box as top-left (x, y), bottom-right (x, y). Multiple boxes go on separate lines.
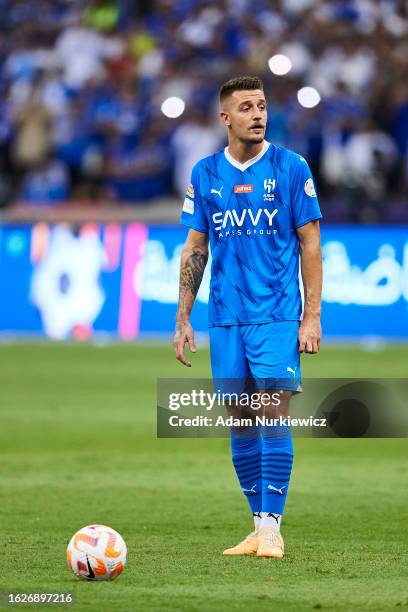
top-left (209, 321), bottom-right (301, 393)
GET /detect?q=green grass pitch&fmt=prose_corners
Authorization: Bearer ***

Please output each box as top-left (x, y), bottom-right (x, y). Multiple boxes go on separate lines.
top-left (0, 342), bottom-right (407, 611)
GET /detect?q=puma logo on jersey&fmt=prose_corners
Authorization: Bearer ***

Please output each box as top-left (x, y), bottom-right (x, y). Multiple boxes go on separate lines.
top-left (210, 186), bottom-right (224, 198)
top-left (242, 484), bottom-right (257, 494)
top-left (267, 484), bottom-right (286, 495)
top-left (212, 208), bottom-right (278, 231)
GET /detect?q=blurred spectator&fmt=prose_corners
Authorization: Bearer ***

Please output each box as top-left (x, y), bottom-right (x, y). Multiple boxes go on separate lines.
top-left (53, 98), bottom-right (98, 190)
top-left (0, 0), bottom-right (406, 219)
top-left (171, 108), bottom-right (224, 197)
top-left (19, 156), bottom-right (69, 204)
top-left (55, 17), bottom-right (107, 89)
top-left (342, 121), bottom-right (399, 222)
top-left (12, 81), bottom-right (53, 167)
top-left (104, 123), bottom-right (172, 202)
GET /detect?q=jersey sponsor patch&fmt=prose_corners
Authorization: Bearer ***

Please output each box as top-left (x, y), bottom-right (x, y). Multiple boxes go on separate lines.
top-left (234, 184), bottom-right (254, 193)
top-left (186, 183), bottom-right (194, 198)
top-left (304, 178), bottom-right (316, 197)
top-left (182, 197), bottom-right (194, 214)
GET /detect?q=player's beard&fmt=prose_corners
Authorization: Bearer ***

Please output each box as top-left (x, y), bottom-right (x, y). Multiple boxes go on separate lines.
top-left (240, 130), bottom-right (265, 145)
top-left (245, 126), bottom-right (265, 144)
top-left (242, 133), bottom-right (264, 145)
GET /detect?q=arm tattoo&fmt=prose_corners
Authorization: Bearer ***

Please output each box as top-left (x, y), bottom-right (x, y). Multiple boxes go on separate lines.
top-left (177, 247), bottom-right (208, 323)
top-left (181, 249), bottom-right (208, 297)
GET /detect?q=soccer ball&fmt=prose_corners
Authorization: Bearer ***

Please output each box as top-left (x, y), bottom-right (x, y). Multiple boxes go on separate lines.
top-left (67, 524), bottom-right (127, 581)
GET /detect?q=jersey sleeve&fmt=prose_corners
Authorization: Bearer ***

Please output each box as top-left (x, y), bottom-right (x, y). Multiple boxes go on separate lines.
top-left (179, 164), bottom-right (209, 234)
top-left (289, 154), bottom-right (322, 228)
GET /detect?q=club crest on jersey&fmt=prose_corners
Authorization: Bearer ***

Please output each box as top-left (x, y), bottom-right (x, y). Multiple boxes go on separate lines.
top-left (263, 178), bottom-right (276, 202)
top-left (234, 184), bottom-right (254, 194)
top-left (304, 178), bottom-right (316, 197)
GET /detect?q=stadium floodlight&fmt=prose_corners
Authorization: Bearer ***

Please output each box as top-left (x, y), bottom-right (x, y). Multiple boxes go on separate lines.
top-left (297, 86), bottom-right (321, 108)
top-left (161, 96), bottom-right (186, 118)
top-left (268, 54), bottom-right (292, 76)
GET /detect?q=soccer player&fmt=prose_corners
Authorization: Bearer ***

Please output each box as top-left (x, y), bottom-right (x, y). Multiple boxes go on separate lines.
top-left (173, 76), bottom-right (322, 558)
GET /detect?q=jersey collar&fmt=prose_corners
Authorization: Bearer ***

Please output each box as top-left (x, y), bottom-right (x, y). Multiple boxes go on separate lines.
top-left (224, 140), bottom-right (270, 171)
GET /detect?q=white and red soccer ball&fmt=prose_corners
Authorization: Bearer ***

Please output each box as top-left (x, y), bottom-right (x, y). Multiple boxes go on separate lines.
top-left (67, 524), bottom-right (127, 581)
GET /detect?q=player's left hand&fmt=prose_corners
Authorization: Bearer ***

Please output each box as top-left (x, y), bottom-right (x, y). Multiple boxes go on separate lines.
top-left (173, 320), bottom-right (197, 367)
top-left (298, 314), bottom-right (321, 354)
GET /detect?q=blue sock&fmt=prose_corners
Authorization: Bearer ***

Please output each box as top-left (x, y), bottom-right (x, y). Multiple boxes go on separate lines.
top-left (261, 433), bottom-right (294, 517)
top-left (231, 431), bottom-right (262, 517)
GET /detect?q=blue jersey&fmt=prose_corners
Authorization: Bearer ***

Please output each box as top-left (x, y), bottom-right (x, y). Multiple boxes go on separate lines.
top-left (180, 140), bottom-right (322, 327)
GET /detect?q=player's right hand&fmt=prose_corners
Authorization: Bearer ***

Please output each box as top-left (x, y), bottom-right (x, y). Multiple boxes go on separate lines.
top-left (173, 321), bottom-right (197, 367)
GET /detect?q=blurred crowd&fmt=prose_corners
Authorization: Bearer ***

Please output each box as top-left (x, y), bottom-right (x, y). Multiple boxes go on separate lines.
top-left (0, 0), bottom-right (407, 222)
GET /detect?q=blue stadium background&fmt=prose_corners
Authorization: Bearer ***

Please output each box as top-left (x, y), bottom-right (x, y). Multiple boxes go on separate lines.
top-left (0, 0), bottom-right (407, 341)
top-left (1, 223), bottom-right (407, 339)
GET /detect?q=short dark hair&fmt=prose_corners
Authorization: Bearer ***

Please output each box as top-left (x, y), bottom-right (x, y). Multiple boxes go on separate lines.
top-left (219, 76), bottom-right (264, 102)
